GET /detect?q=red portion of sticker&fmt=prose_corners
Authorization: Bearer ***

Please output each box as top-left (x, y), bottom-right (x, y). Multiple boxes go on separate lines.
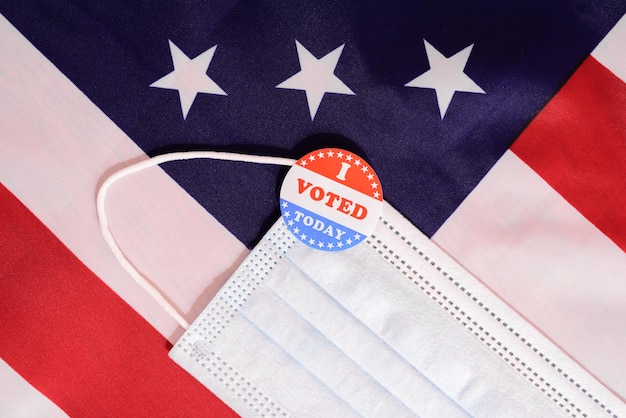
top-left (294, 149), bottom-right (383, 201)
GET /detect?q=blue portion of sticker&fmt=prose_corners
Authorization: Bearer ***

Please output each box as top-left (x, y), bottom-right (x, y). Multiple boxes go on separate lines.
top-left (280, 199), bottom-right (365, 251)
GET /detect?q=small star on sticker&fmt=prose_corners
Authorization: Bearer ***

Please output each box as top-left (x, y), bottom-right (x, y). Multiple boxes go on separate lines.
top-left (346, 155), bottom-right (353, 162)
top-left (309, 155), bottom-right (316, 162)
top-left (150, 40), bottom-right (226, 120)
top-left (317, 151), bottom-right (325, 159)
top-left (337, 241), bottom-right (344, 248)
top-left (346, 238), bottom-right (353, 245)
top-left (276, 40), bottom-right (355, 120)
top-left (317, 241), bottom-right (325, 248)
top-left (288, 220), bottom-right (294, 227)
top-left (354, 233), bottom-right (362, 240)
top-left (300, 233), bottom-right (307, 240)
top-left (373, 191), bottom-right (380, 198)
top-left (281, 201), bottom-right (289, 208)
top-left (361, 166), bottom-right (368, 172)
top-left (284, 211), bottom-right (290, 217)
top-left (327, 242), bottom-right (334, 249)
top-left (405, 39), bottom-right (485, 119)
top-left (367, 173), bottom-right (374, 180)
top-left (337, 151), bottom-right (344, 159)
top-left (309, 238), bottom-right (316, 245)
top-left (293, 227), bottom-right (300, 234)
top-left (327, 150), bottom-right (334, 157)
top-left (300, 160), bottom-right (308, 167)
top-left (354, 159), bottom-right (361, 166)
top-left (371, 182), bottom-right (378, 189)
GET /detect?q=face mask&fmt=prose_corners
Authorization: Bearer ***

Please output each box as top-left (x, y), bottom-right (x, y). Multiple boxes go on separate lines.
top-left (99, 151), bottom-right (626, 418)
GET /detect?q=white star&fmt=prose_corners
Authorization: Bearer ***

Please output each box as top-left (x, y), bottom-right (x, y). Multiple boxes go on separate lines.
top-left (277, 40), bottom-right (355, 120)
top-left (151, 40), bottom-right (226, 119)
top-left (405, 40), bottom-right (485, 119)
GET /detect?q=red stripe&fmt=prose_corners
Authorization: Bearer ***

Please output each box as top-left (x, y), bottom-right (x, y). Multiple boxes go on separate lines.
top-left (511, 56), bottom-right (626, 252)
top-left (0, 184), bottom-right (236, 417)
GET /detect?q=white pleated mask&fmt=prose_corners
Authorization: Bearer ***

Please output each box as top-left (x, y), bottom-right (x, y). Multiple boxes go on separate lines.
top-left (98, 151), bottom-right (625, 418)
top-left (169, 203), bottom-right (623, 417)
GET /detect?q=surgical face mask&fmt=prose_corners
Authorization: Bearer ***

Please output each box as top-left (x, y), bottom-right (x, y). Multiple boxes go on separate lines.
top-left (169, 204), bottom-right (624, 417)
top-left (99, 151), bottom-right (625, 418)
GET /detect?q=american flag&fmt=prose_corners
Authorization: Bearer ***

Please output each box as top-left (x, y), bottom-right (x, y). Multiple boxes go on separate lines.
top-left (1, 0), bottom-right (625, 415)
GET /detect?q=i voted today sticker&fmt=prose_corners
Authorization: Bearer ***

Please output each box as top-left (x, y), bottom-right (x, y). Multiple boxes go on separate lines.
top-left (279, 148), bottom-right (383, 251)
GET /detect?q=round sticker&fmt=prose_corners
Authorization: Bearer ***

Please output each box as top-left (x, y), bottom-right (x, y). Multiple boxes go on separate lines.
top-left (279, 148), bottom-right (383, 251)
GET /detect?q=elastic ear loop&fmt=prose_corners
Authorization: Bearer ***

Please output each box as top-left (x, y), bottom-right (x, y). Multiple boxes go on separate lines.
top-left (97, 151), bottom-right (296, 330)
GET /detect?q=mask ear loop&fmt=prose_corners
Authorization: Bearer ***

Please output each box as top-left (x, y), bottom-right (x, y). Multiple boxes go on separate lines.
top-left (96, 151), bottom-right (296, 330)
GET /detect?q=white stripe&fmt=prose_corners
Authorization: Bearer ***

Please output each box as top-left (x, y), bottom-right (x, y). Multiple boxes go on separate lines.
top-left (592, 12), bottom-right (626, 83)
top-left (432, 150), bottom-right (626, 400)
top-left (0, 14), bottom-right (248, 342)
top-left (0, 359), bottom-right (69, 418)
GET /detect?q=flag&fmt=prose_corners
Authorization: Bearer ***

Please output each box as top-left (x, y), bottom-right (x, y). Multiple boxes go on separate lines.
top-left (1, 0), bottom-right (625, 415)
